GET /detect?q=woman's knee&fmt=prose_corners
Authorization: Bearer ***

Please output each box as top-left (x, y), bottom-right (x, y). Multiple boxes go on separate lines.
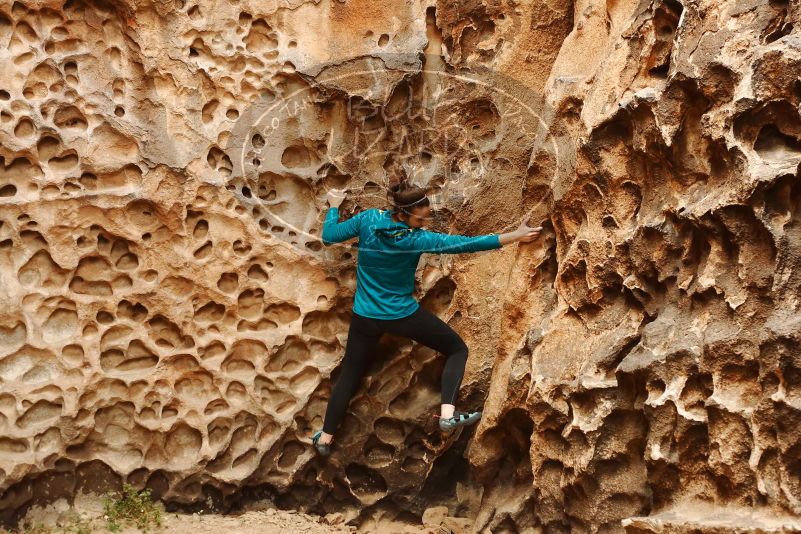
top-left (448, 336), bottom-right (468, 360)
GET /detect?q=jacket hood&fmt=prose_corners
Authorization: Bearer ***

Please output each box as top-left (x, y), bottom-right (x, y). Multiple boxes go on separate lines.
top-left (372, 210), bottom-right (418, 241)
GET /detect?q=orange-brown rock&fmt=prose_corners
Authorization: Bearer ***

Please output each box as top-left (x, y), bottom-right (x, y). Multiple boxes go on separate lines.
top-left (1, 0), bottom-right (801, 532)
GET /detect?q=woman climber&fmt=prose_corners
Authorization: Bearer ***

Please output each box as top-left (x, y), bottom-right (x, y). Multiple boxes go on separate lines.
top-left (310, 179), bottom-right (542, 456)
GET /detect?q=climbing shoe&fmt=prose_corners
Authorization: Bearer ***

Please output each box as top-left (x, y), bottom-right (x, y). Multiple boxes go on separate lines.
top-left (437, 410), bottom-right (482, 432)
top-left (311, 430), bottom-right (332, 456)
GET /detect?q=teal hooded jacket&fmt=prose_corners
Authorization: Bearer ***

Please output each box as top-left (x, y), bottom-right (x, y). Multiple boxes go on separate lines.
top-left (321, 207), bottom-right (502, 319)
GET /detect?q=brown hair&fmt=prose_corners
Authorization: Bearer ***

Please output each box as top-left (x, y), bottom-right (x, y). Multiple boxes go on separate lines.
top-left (387, 178), bottom-right (430, 217)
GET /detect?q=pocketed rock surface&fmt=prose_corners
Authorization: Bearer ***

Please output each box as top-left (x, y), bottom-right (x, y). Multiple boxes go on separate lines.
top-left (1, 0), bottom-right (801, 532)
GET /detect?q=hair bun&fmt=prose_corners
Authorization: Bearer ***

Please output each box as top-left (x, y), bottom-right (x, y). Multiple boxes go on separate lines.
top-left (385, 177), bottom-right (430, 215)
top-left (388, 178), bottom-right (409, 198)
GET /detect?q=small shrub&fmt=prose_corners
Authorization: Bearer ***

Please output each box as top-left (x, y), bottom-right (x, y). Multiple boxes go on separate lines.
top-left (101, 483), bottom-right (163, 532)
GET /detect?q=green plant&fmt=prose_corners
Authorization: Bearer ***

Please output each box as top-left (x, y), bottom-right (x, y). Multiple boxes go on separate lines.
top-left (101, 483), bottom-right (163, 533)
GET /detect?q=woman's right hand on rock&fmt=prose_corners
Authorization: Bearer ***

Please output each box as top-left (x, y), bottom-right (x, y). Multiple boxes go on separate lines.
top-left (515, 216), bottom-right (542, 243)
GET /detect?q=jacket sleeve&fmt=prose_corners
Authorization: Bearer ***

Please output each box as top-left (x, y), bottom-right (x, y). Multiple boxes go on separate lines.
top-left (415, 229), bottom-right (502, 254)
top-left (321, 207), bottom-right (369, 245)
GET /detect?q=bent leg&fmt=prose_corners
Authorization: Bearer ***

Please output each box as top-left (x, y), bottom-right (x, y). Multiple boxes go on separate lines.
top-left (322, 313), bottom-right (381, 435)
top-left (383, 306), bottom-right (469, 405)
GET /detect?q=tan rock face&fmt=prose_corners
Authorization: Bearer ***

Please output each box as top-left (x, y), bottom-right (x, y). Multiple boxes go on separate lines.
top-left (1, 0), bottom-right (800, 532)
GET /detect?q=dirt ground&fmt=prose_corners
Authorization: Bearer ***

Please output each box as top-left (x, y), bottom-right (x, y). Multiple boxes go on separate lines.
top-left (13, 505), bottom-right (352, 534)
top-left (119, 507), bottom-right (356, 534)
top-left (11, 493), bottom-right (464, 534)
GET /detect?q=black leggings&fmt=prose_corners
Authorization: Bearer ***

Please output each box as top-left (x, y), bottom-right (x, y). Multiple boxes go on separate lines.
top-left (322, 305), bottom-right (469, 434)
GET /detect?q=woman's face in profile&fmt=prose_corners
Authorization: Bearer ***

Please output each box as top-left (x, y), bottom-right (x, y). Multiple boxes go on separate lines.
top-left (405, 205), bottom-right (432, 228)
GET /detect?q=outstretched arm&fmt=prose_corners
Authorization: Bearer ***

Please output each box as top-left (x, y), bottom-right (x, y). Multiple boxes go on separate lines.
top-left (417, 216), bottom-right (543, 253)
top-left (417, 230), bottom-right (502, 254)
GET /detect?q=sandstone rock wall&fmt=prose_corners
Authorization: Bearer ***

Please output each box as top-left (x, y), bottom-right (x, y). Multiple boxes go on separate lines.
top-left (1, 0), bottom-right (800, 532)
